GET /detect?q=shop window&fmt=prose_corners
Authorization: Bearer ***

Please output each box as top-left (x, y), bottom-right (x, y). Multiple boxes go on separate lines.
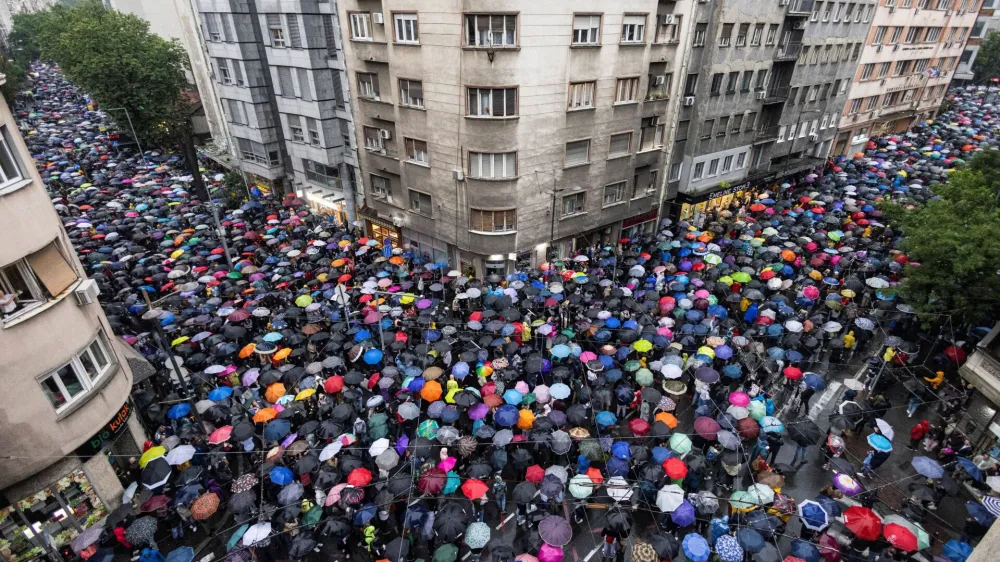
top-left (39, 333), bottom-right (114, 412)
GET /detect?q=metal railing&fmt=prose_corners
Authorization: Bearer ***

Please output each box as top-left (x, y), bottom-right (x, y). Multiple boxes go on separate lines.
top-left (763, 85), bottom-right (790, 103)
top-left (788, 0), bottom-right (815, 13)
top-left (755, 125), bottom-right (781, 142)
top-left (775, 42), bottom-right (802, 60)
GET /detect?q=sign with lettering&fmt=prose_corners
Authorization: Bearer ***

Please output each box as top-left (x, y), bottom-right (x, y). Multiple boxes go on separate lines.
top-left (76, 401), bottom-right (132, 457)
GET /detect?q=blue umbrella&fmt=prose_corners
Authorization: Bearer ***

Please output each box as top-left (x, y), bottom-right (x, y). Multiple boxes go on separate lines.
top-left (263, 418), bottom-right (291, 441)
top-left (165, 547), bottom-right (194, 562)
top-left (682, 533), bottom-right (710, 562)
top-left (735, 528), bottom-right (765, 553)
top-left (716, 535), bottom-right (743, 562)
top-left (596, 411), bottom-right (618, 427)
top-left (760, 416), bottom-right (784, 433)
top-left (790, 540), bottom-right (821, 562)
top-left (797, 500), bottom-right (830, 531)
top-left (269, 466), bottom-right (294, 486)
top-left (452, 362), bottom-right (470, 379)
top-left (495, 405), bottom-right (519, 427)
top-left (606, 456), bottom-right (629, 477)
top-left (911, 456), bottom-right (944, 479)
top-left (723, 364), bottom-right (742, 379)
top-left (957, 457), bottom-right (984, 482)
top-left (943, 540), bottom-right (973, 562)
top-left (802, 373), bottom-right (826, 390)
top-left (503, 389), bottom-right (524, 406)
top-left (363, 349), bottom-right (383, 365)
top-left (167, 403), bottom-right (191, 419)
top-left (652, 447), bottom-right (671, 464)
top-left (867, 433), bottom-right (892, 452)
top-left (715, 345), bottom-right (733, 360)
top-left (354, 503), bottom-right (377, 525)
top-left (550, 383), bottom-right (571, 400)
top-left (207, 387), bottom-right (233, 401)
top-left (611, 442), bottom-right (631, 460)
top-left (671, 501), bottom-right (696, 527)
top-left (966, 501), bottom-right (996, 526)
top-left (262, 332), bottom-right (283, 342)
top-left (812, 495), bottom-right (842, 517)
top-left (551, 344), bottom-right (570, 358)
top-left (354, 329), bottom-right (371, 342)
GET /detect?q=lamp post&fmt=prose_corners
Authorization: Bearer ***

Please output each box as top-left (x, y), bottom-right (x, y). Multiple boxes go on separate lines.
top-left (104, 107), bottom-right (149, 168)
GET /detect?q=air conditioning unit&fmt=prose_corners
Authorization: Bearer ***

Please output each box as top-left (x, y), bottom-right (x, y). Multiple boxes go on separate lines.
top-left (380, 129), bottom-right (392, 140)
top-left (684, 96), bottom-right (695, 106)
top-left (74, 279), bottom-right (100, 306)
top-left (756, 91), bottom-right (766, 99)
top-left (373, 13), bottom-right (384, 24)
top-left (654, 75), bottom-right (666, 86)
top-left (662, 14), bottom-right (676, 24)
top-left (452, 169), bottom-right (465, 181)
top-left (793, 20), bottom-right (806, 29)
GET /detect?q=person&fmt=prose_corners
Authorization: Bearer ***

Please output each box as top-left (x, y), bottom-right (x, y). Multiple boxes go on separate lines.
top-left (908, 420), bottom-right (930, 450)
top-left (766, 431), bottom-right (784, 465)
top-left (859, 447), bottom-right (891, 478)
top-left (0, 290), bottom-right (15, 317)
top-left (139, 548), bottom-right (165, 562)
top-left (113, 525), bottom-right (132, 550)
top-left (797, 384), bottom-right (817, 416)
top-left (907, 389), bottom-right (923, 418)
top-left (924, 370), bottom-right (945, 390)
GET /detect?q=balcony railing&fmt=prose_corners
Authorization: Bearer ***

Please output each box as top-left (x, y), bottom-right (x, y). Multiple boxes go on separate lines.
top-left (754, 125), bottom-right (780, 143)
top-left (763, 86), bottom-right (790, 104)
top-left (788, 0), bottom-right (815, 14)
top-left (775, 42), bottom-right (802, 60)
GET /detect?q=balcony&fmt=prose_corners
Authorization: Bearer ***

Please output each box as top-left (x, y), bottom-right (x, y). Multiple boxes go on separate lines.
top-left (762, 86), bottom-right (790, 104)
top-left (754, 125), bottom-right (780, 143)
top-left (775, 43), bottom-right (802, 61)
top-left (787, 0), bottom-right (815, 15)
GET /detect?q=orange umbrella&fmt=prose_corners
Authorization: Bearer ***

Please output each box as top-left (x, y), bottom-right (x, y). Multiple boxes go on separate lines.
top-left (518, 409), bottom-right (536, 430)
top-left (253, 408), bottom-right (277, 422)
top-left (273, 348), bottom-right (291, 362)
top-left (421, 380), bottom-right (443, 401)
top-left (655, 412), bottom-right (678, 429)
top-left (781, 249), bottom-right (796, 262)
top-left (265, 383), bottom-right (286, 403)
top-left (239, 343), bottom-right (256, 358)
top-left (585, 467), bottom-right (604, 484)
top-left (389, 256), bottom-right (403, 265)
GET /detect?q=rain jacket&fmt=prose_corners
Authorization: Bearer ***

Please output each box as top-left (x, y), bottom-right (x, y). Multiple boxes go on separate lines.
top-left (843, 331), bottom-right (856, 349)
top-left (924, 371), bottom-right (945, 390)
top-left (910, 420), bottom-right (930, 441)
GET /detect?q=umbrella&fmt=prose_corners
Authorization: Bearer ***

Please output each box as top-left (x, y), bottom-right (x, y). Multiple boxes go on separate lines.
top-left (125, 516), bottom-right (158, 545)
top-left (736, 528), bottom-right (766, 553)
top-left (798, 500), bottom-right (830, 531)
top-left (791, 540), bottom-right (821, 562)
top-left (883, 523), bottom-right (918, 552)
top-left (191, 493), bottom-right (220, 520)
top-left (788, 420), bottom-right (823, 446)
top-left (650, 534), bottom-right (680, 559)
top-left (538, 516), bottom-right (573, 546)
top-left (943, 540), bottom-right (973, 562)
top-left (70, 526), bottom-right (104, 553)
top-left (867, 433), bottom-right (892, 452)
top-left (141, 457), bottom-right (171, 489)
top-left (631, 541), bottom-right (659, 562)
top-left (911, 456), bottom-right (944, 479)
top-left (465, 522), bottom-right (491, 549)
top-left (682, 533), bottom-right (710, 562)
top-left (717, 536), bottom-right (745, 562)
top-left (165, 547), bottom-right (194, 562)
top-left (242, 522), bottom-right (272, 546)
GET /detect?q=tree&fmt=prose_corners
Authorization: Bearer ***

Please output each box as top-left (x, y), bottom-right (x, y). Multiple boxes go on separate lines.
top-left (973, 29), bottom-right (1000, 84)
top-left (887, 150), bottom-right (1000, 324)
top-left (219, 172), bottom-right (249, 209)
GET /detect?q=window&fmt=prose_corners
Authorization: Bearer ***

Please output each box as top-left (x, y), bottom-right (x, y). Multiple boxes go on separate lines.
top-left (833, 2), bottom-right (844, 20)
top-left (237, 138), bottom-right (280, 166)
top-left (889, 26), bottom-right (903, 43)
top-left (737, 23), bottom-right (749, 46)
top-left (296, 68), bottom-right (312, 101)
top-left (972, 21), bottom-right (987, 37)
top-left (925, 27), bottom-right (941, 42)
top-left (787, 125), bottom-right (796, 140)
top-left (399, 79), bottom-right (424, 108)
top-left (812, 2), bottom-right (823, 20)
top-left (0, 126), bottom-right (23, 188)
top-left (573, 14), bottom-right (601, 45)
top-left (267, 14), bottom-right (287, 46)
top-left (639, 117), bottom-right (664, 151)
top-left (740, 71), bottom-right (753, 92)
top-left (405, 138), bottom-right (429, 165)
top-left (866, 95), bottom-right (878, 110)
top-left (621, 15), bottom-right (646, 43)
top-left (745, 112), bottom-right (757, 130)
top-left (684, 73), bottom-right (699, 96)
top-left (873, 26), bottom-right (887, 44)
top-left (646, 73), bottom-right (671, 100)
top-left (710, 73), bottom-right (724, 95)
top-left (602, 182), bottom-right (626, 206)
top-left (394, 13), bottom-right (419, 43)
top-left (820, 114), bottom-right (830, 129)
top-left (370, 175), bottom-right (392, 201)
top-left (777, 124), bottom-right (787, 142)
top-left (565, 140), bottom-right (591, 166)
top-left (216, 58), bottom-right (233, 84)
top-left (656, 14), bottom-right (681, 42)
top-left (726, 72), bottom-right (738, 94)
top-left (471, 209), bottom-right (516, 232)
top-left (905, 27), bottom-right (919, 43)
top-left (701, 119), bottom-right (714, 139)
top-left (288, 115), bottom-right (305, 142)
top-left (719, 23), bottom-right (734, 46)
top-left (363, 126), bottom-right (386, 152)
top-left (789, 87), bottom-right (799, 105)
top-left (467, 87), bottom-right (517, 117)
top-left (669, 162), bottom-right (683, 181)
top-left (567, 81), bottom-right (597, 109)
top-left (676, 120), bottom-right (690, 141)
top-left (708, 158), bottom-right (720, 176)
top-left (609, 132), bottom-right (632, 157)
top-left (466, 14), bottom-right (517, 47)
top-left (755, 70), bottom-right (768, 90)
top-left (276, 66), bottom-right (295, 97)
top-left (349, 12), bottom-right (373, 40)
top-left (820, 83), bottom-right (831, 100)
top-left (304, 159), bottom-right (338, 187)
top-left (751, 24), bottom-right (764, 45)
top-left (40, 335), bottom-right (114, 411)
top-left (692, 162), bottom-right (705, 180)
top-left (877, 62), bottom-right (890, 77)
top-left (845, 3), bottom-right (855, 21)
top-left (410, 190), bottom-right (433, 216)
top-left (224, 99), bottom-right (247, 125)
top-left (358, 72), bottom-right (380, 100)
top-left (808, 86), bottom-right (818, 102)
top-left (205, 13), bottom-right (222, 41)
top-left (694, 23), bottom-right (707, 46)
top-left (562, 193), bottom-right (586, 216)
top-left (766, 24), bottom-right (778, 45)
top-left (719, 116), bottom-right (731, 135)
top-left (861, 63), bottom-right (875, 80)
top-left (851, 43), bottom-right (861, 60)
top-left (469, 152), bottom-right (517, 179)
top-left (323, 15), bottom-right (338, 57)
top-left (823, 3), bottom-right (831, 19)
top-left (731, 114), bottom-right (744, 132)
top-left (287, 14), bottom-right (302, 48)
top-left (862, 4), bottom-right (872, 21)
top-left (736, 152), bottom-right (747, 168)
top-left (722, 155), bottom-right (733, 173)
top-left (615, 77), bottom-right (640, 103)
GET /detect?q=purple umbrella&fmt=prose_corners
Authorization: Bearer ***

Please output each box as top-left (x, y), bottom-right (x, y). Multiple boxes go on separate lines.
top-left (671, 500), bottom-right (696, 527)
top-left (417, 299), bottom-right (433, 309)
top-left (715, 346), bottom-right (733, 360)
top-left (242, 369), bottom-right (260, 386)
top-left (281, 433), bottom-right (298, 448)
top-left (469, 403), bottom-right (489, 420)
top-left (832, 473), bottom-right (863, 496)
top-left (395, 435), bottom-right (409, 456)
top-left (694, 417), bottom-right (721, 440)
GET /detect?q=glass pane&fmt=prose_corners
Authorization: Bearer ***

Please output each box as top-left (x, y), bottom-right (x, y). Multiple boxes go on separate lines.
top-left (3, 262), bottom-right (34, 303)
top-left (41, 376), bottom-right (66, 408)
top-left (90, 339), bottom-right (109, 370)
top-left (59, 364), bottom-right (85, 397)
top-left (0, 133), bottom-right (21, 184)
top-left (79, 350), bottom-right (98, 381)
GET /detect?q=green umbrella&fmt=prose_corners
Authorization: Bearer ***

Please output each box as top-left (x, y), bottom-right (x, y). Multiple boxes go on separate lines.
top-left (748, 401), bottom-right (766, 421)
top-left (732, 272), bottom-right (752, 283)
top-left (300, 505), bottom-right (322, 526)
top-left (636, 368), bottom-right (654, 387)
top-left (579, 439), bottom-right (604, 461)
top-left (624, 360), bottom-right (641, 372)
top-left (522, 393), bottom-right (537, 406)
top-left (433, 543), bottom-right (458, 562)
top-left (704, 254), bottom-right (722, 265)
top-left (227, 271), bottom-right (242, 279)
top-left (294, 294), bottom-right (313, 307)
top-left (633, 340), bottom-right (653, 353)
top-left (729, 490), bottom-right (756, 511)
top-left (227, 525), bottom-right (248, 551)
top-left (369, 412), bottom-right (388, 428)
top-left (568, 474), bottom-right (594, 498)
top-left (417, 420), bottom-right (439, 438)
top-left (368, 422), bottom-right (389, 440)
top-left (669, 434), bottom-right (692, 455)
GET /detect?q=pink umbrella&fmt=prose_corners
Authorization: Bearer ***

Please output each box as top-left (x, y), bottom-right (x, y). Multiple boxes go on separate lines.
top-left (694, 289), bottom-right (710, 299)
top-left (515, 381), bottom-right (530, 394)
top-left (517, 555), bottom-right (540, 562)
top-left (534, 385), bottom-right (551, 404)
top-left (538, 544), bottom-right (564, 562)
top-left (438, 457), bottom-right (457, 471)
top-left (803, 286), bottom-right (820, 300)
top-left (326, 483), bottom-right (349, 506)
top-left (579, 351), bottom-right (598, 363)
top-left (729, 392), bottom-right (750, 407)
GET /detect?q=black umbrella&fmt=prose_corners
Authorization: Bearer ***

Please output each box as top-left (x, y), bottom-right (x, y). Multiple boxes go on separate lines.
top-left (512, 481), bottom-right (537, 504)
top-left (649, 534), bottom-right (680, 559)
top-left (787, 419), bottom-right (824, 446)
top-left (604, 508), bottom-right (633, 539)
top-left (141, 457), bottom-right (171, 489)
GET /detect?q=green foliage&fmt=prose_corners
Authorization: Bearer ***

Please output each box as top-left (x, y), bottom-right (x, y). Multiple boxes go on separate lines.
top-left (892, 150), bottom-right (1000, 323)
top-left (219, 172), bottom-right (248, 209)
top-left (974, 30), bottom-right (1000, 84)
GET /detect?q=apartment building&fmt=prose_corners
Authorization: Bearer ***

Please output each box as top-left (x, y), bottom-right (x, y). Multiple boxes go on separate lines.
top-left (834, 0), bottom-right (977, 155)
top-left (669, 0), bottom-right (874, 220)
top-left (195, 0), bottom-right (360, 224)
top-left (336, 0), bottom-right (684, 275)
top-left (954, 0), bottom-right (998, 81)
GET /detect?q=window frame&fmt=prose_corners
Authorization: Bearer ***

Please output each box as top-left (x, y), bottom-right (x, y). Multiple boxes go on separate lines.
top-left (608, 131), bottom-right (633, 159)
top-left (392, 12), bottom-right (420, 44)
top-left (466, 86), bottom-right (519, 118)
top-left (572, 13), bottom-right (603, 45)
top-left (404, 137), bottom-right (430, 166)
top-left (568, 81), bottom-right (597, 110)
top-left (614, 76), bottom-right (641, 104)
top-left (470, 208), bottom-right (517, 233)
top-left (0, 125), bottom-right (24, 190)
top-left (620, 14), bottom-right (647, 44)
top-left (370, 174), bottom-right (393, 201)
top-left (408, 189), bottom-right (434, 217)
top-left (357, 72), bottom-right (381, 100)
top-left (564, 139), bottom-right (592, 167)
top-left (468, 151), bottom-right (518, 179)
top-left (303, 159), bottom-right (339, 187)
top-left (465, 13), bottom-right (518, 48)
top-left (349, 12), bottom-right (374, 41)
top-left (561, 192), bottom-right (587, 216)
top-left (603, 181), bottom-right (626, 207)
top-left (38, 333), bottom-right (115, 413)
top-left (399, 78), bottom-right (424, 108)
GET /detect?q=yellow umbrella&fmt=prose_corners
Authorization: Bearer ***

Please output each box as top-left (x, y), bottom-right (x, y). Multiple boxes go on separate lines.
top-left (139, 446), bottom-right (166, 468)
top-left (633, 340), bottom-right (653, 353)
top-left (840, 289), bottom-right (856, 298)
top-left (274, 348), bottom-right (291, 362)
top-left (171, 336), bottom-right (190, 347)
top-left (697, 346), bottom-right (716, 359)
top-left (295, 389), bottom-right (316, 400)
top-left (170, 249), bottom-right (185, 259)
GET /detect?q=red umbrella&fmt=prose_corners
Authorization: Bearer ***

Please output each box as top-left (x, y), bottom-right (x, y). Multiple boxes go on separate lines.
top-left (737, 417), bottom-right (760, 439)
top-left (883, 523), bottom-right (918, 552)
top-left (140, 495), bottom-right (170, 513)
top-left (347, 467), bottom-right (372, 487)
top-left (783, 366), bottom-right (803, 380)
top-left (461, 478), bottom-right (489, 500)
top-left (663, 458), bottom-right (688, 480)
top-left (417, 468), bottom-right (447, 494)
top-left (526, 465), bottom-right (545, 484)
top-left (209, 425), bottom-right (233, 445)
top-left (629, 418), bottom-right (650, 436)
top-left (190, 493), bottom-right (220, 520)
top-left (324, 376), bottom-right (344, 393)
top-left (817, 533), bottom-right (841, 562)
top-left (228, 309), bottom-right (251, 322)
top-left (944, 345), bottom-right (967, 363)
top-left (843, 506), bottom-right (882, 541)
top-left (585, 467), bottom-right (604, 484)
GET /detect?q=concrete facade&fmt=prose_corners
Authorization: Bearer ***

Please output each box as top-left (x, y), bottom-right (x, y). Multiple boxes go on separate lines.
top-left (193, 0), bottom-right (361, 223)
top-left (0, 77), bottom-right (140, 507)
top-left (336, 0), bottom-right (682, 275)
top-left (834, 0), bottom-right (978, 156)
top-left (953, 0), bottom-right (999, 82)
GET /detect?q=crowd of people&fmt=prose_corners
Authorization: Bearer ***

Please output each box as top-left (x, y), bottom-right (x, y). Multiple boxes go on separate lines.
top-left (14, 63), bottom-right (1000, 562)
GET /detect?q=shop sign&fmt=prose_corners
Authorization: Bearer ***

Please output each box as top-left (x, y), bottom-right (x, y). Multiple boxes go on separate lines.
top-left (76, 401), bottom-right (132, 457)
top-left (622, 209), bottom-right (659, 229)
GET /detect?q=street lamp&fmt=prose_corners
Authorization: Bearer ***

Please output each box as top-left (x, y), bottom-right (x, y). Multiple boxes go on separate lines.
top-left (103, 107), bottom-right (149, 168)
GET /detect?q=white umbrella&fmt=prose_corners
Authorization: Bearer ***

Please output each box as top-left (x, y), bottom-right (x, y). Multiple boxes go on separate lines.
top-left (369, 438), bottom-right (390, 457)
top-left (987, 476), bottom-right (1000, 493)
top-left (606, 476), bottom-right (633, 503)
top-left (573, 255), bottom-right (590, 262)
top-left (319, 442), bottom-right (342, 461)
top-left (823, 321), bottom-right (843, 333)
top-left (866, 278), bottom-right (889, 289)
top-left (844, 379), bottom-right (865, 391)
top-left (166, 445), bottom-right (196, 465)
top-left (662, 364), bottom-right (683, 379)
top-left (122, 482), bottom-right (139, 504)
top-left (785, 320), bottom-right (803, 333)
top-left (243, 522), bottom-right (272, 546)
top-left (656, 484), bottom-right (685, 512)
top-left (875, 419), bottom-right (894, 441)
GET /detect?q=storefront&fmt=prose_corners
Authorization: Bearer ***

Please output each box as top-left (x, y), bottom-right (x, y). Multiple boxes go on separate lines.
top-left (674, 173), bottom-right (779, 221)
top-left (620, 209), bottom-right (659, 241)
top-left (304, 190), bottom-right (347, 227)
top-left (402, 229), bottom-right (451, 267)
top-left (361, 209), bottom-right (402, 251)
top-left (250, 173), bottom-right (282, 197)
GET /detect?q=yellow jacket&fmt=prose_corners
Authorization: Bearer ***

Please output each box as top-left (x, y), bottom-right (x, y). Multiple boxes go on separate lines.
top-left (924, 371), bottom-right (945, 389)
top-left (843, 331), bottom-right (856, 349)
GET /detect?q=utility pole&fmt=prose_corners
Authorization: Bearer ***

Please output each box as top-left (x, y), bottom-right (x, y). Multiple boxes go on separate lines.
top-left (140, 293), bottom-right (206, 432)
top-left (180, 131), bottom-right (235, 270)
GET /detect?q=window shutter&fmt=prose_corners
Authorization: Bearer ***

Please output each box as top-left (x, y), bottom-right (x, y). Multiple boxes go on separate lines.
top-left (332, 71), bottom-right (345, 107)
top-left (323, 16), bottom-right (338, 56)
top-left (28, 243), bottom-right (77, 297)
top-left (409, 80), bottom-right (423, 100)
top-left (232, 61), bottom-right (244, 85)
top-left (566, 141), bottom-right (589, 165)
top-left (278, 67), bottom-right (294, 96)
top-left (297, 68), bottom-right (312, 101)
top-left (287, 14), bottom-right (303, 47)
top-left (266, 14), bottom-right (281, 27)
top-left (471, 210), bottom-right (486, 232)
top-left (610, 134), bottom-right (630, 155)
